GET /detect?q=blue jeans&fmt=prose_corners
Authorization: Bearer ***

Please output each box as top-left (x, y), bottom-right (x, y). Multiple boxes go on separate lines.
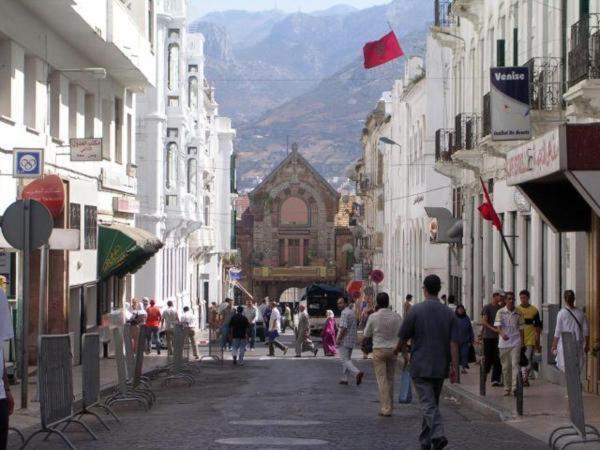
top-left (220, 324), bottom-right (230, 349)
top-left (232, 338), bottom-right (247, 362)
top-left (146, 326), bottom-right (160, 354)
top-left (248, 324), bottom-right (256, 349)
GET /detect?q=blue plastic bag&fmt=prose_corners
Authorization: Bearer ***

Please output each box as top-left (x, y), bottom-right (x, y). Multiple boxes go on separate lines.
top-left (398, 369), bottom-right (412, 404)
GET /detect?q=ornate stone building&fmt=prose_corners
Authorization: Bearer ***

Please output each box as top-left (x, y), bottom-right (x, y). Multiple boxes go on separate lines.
top-left (238, 145), bottom-right (345, 300)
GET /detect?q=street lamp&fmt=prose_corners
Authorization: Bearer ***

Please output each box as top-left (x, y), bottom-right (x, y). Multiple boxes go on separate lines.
top-left (379, 137), bottom-right (401, 147)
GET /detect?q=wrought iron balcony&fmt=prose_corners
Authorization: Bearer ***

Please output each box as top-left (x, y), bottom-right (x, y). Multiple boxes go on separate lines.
top-left (434, 0), bottom-right (456, 28)
top-left (435, 128), bottom-right (455, 162)
top-left (454, 113), bottom-right (479, 150)
top-left (525, 57), bottom-right (564, 110)
top-left (568, 14), bottom-right (600, 87)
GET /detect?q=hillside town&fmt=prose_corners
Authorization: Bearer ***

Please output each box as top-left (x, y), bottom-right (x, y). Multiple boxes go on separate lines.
top-left (1, 1), bottom-right (600, 449)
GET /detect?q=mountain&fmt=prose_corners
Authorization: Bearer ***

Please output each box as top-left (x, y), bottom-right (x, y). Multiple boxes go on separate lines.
top-left (190, 0), bottom-right (431, 190)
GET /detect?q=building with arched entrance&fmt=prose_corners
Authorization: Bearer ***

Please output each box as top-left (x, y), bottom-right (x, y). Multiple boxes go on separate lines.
top-left (237, 145), bottom-right (351, 301)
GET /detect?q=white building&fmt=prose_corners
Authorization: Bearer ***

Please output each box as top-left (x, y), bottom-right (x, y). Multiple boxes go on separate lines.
top-left (0, 0), bottom-right (157, 361)
top-left (135, 0), bottom-right (236, 328)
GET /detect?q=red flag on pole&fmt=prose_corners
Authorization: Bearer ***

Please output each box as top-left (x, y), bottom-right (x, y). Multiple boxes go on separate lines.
top-left (478, 177), bottom-right (503, 231)
top-left (363, 31), bottom-right (404, 69)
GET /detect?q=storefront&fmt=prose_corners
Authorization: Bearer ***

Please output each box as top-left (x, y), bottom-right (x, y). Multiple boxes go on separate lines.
top-left (507, 123), bottom-right (600, 393)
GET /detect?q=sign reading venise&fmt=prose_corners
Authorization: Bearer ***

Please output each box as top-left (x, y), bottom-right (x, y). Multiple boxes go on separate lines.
top-left (490, 67), bottom-right (531, 141)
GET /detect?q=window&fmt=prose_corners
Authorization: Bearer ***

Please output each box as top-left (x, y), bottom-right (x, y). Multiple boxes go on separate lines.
top-left (188, 64), bottom-right (198, 73)
top-left (168, 29), bottom-right (180, 39)
top-left (167, 43), bottom-right (180, 91)
top-left (84, 206), bottom-right (97, 249)
top-left (165, 142), bottom-right (177, 189)
top-left (167, 127), bottom-right (178, 138)
top-left (69, 203), bottom-right (81, 230)
top-left (188, 76), bottom-right (198, 110)
top-left (165, 195), bottom-right (178, 207)
top-left (280, 197), bottom-right (309, 226)
top-left (168, 96), bottom-right (179, 107)
top-left (187, 146), bottom-right (197, 155)
top-left (187, 158), bottom-right (197, 194)
top-left (102, 99), bottom-right (112, 159)
top-left (204, 197), bottom-right (210, 226)
top-left (115, 98), bottom-right (123, 164)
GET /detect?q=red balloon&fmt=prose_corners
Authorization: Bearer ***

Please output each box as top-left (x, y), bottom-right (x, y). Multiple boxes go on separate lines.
top-left (22, 175), bottom-right (65, 218)
top-left (370, 269), bottom-right (384, 284)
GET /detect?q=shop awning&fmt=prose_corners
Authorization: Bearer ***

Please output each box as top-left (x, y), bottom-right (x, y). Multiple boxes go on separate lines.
top-left (98, 223), bottom-right (163, 280)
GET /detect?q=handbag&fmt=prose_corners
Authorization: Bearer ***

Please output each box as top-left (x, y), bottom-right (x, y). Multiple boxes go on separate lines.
top-left (468, 344), bottom-right (477, 363)
top-left (398, 369), bottom-right (413, 404)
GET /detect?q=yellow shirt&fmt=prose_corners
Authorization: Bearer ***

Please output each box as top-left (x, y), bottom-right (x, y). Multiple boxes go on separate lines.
top-left (517, 304), bottom-right (541, 347)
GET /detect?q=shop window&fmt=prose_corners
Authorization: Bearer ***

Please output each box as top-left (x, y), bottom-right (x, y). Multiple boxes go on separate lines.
top-left (84, 205), bottom-right (97, 249)
top-left (69, 203), bottom-right (81, 230)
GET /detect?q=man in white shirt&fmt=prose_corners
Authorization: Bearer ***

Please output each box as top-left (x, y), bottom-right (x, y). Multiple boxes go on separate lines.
top-left (244, 300), bottom-right (258, 350)
top-left (364, 292), bottom-right (402, 416)
top-left (180, 306), bottom-right (199, 359)
top-left (267, 299), bottom-right (288, 356)
top-left (494, 291), bottom-right (524, 396)
top-left (0, 278), bottom-right (15, 449)
top-left (552, 290), bottom-right (589, 373)
top-left (161, 300), bottom-right (179, 356)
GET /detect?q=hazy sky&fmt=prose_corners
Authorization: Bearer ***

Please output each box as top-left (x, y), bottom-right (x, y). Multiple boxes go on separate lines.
top-left (190, 0), bottom-right (391, 16)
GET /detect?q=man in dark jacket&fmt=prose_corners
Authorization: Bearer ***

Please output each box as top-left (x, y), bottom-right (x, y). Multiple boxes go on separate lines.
top-left (229, 306), bottom-right (250, 365)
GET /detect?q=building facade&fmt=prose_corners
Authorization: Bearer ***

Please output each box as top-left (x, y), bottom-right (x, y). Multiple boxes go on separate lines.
top-left (0, 0), bottom-right (157, 362)
top-left (135, 0), bottom-right (236, 328)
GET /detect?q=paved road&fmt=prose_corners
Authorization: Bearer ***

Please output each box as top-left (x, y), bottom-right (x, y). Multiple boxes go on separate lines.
top-left (12, 333), bottom-right (547, 450)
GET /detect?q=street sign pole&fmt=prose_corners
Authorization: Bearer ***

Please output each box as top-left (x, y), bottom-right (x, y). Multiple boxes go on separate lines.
top-left (20, 199), bottom-right (31, 409)
top-left (38, 244), bottom-right (49, 337)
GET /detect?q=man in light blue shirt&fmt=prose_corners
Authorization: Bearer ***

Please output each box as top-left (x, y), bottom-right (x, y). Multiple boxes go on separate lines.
top-left (336, 297), bottom-right (363, 386)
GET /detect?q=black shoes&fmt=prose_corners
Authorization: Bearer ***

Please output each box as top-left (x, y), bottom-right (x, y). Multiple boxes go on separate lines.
top-left (432, 437), bottom-right (448, 450)
top-left (356, 372), bottom-right (364, 386)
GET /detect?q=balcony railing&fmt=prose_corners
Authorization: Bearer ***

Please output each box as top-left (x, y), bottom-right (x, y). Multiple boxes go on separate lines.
top-left (569, 14), bottom-right (600, 87)
top-left (482, 92), bottom-right (491, 137)
top-left (454, 113), bottom-right (479, 150)
top-left (435, 129), bottom-right (455, 162)
top-left (525, 57), bottom-right (564, 110)
top-left (434, 0), bottom-right (456, 28)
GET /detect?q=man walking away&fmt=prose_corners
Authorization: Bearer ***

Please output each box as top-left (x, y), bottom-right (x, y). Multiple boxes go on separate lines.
top-left (283, 304), bottom-right (293, 333)
top-left (180, 306), bottom-right (199, 359)
top-left (244, 300), bottom-right (258, 350)
top-left (161, 301), bottom-right (179, 356)
top-left (219, 299), bottom-right (235, 351)
top-left (480, 289), bottom-right (505, 387)
top-left (145, 299), bottom-right (162, 355)
top-left (336, 297), bottom-right (364, 386)
top-left (229, 306), bottom-right (250, 365)
top-left (395, 274), bottom-right (459, 450)
top-left (364, 292), bottom-right (401, 417)
top-left (295, 304), bottom-right (318, 357)
top-left (517, 290), bottom-right (542, 385)
top-left (494, 291), bottom-right (524, 396)
top-left (267, 299), bottom-right (288, 356)
top-left (552, 290), bottom-right (589, 374)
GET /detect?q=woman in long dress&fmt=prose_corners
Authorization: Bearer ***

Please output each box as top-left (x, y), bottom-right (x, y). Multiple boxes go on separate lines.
top-left (455, 304), bottom-right (474, 373)
top-left (321, 310), bottom-right (337, 356)
top-left (552, 290), bottom-right (589, 373)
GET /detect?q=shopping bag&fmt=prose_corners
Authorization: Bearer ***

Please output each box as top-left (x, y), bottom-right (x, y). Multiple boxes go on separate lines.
top-left (398, 369), bottom-right (412, 404)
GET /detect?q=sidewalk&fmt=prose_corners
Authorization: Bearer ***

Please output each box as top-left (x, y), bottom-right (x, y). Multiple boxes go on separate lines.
top-left (9, 328), bottom-right (209, 432)
top-left (443, 366), bottom-right (600, 445)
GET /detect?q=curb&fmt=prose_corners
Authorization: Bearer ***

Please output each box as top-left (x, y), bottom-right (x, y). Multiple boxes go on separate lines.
top-left (442, 383), bottom-right (515, 421)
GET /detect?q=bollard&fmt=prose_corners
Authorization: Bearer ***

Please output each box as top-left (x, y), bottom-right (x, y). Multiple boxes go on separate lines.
top-left (516, 370), bottom-right (524, 416)
top-left (479, 356), bottom-right (486, 396)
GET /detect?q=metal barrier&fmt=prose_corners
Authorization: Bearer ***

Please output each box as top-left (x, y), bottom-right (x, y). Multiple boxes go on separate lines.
top-left (162, 324), bottom-right (195, 387)
top-left (8, 427), bottom-right (25, 445)
top-left (549, 332), bottom-right (600, 449)
top-left (22, 334), bottom-right (97, 449)
top-left (515, 371), bottom-right (524, 416)
top-left (479, 355), bottom-right (486, 396)
top-left (123, 324), bottom-right (135, 379)
top-left (200, 325), bottom-right (223, 363)
top-left (132, 325), bottom-right (156, 403)
top-left (72, 333), bottom-right (120, 430)
top-left (104, 327), bottom-right (153, 410)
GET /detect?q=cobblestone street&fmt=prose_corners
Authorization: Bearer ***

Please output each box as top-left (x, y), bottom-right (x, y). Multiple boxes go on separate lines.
top-left (11, 333), bottom-right (547, 450)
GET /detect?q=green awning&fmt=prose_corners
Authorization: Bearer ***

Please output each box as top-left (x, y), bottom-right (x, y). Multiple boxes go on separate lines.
top-left (98, 223), bottom-right (163, 280)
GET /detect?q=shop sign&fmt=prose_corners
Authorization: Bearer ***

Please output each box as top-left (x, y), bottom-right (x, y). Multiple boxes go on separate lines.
top-left (490, 67), bottom-right (531, 141)
top-left (506, 127), bottom-right (565, 186)
top-left (70, 138), bottom-right (102, 161)
top-left (113, 197), bottom-right (140, 214)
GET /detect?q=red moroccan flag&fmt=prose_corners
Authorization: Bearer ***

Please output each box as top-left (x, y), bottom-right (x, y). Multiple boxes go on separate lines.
top-left (478, 177), bottom-right (503, 231)
top-left (363, 31), bottom-right (404, 69)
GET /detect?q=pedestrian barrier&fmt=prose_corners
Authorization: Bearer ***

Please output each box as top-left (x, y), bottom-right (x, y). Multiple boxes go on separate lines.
top-left (132, 325), bottom-right (156, 403)
top-left (21, 334), bottom-right (98, 450)
top-left (162, 324), bottom-right (195, 387)
top-left (104, 327), bottom-right (153, 410)
top-left (200, 325), bottom-right (223, 363)
top-left (123, 324), bottom-right (135, 379)
top-left (72, 333), bottom-right (120, 430)
top-left (549, 332), bottom-right (600, 449)
top-left (8, 427), bottom-right (25, 445)
top-left (479, 355), bottom-right (486, 396)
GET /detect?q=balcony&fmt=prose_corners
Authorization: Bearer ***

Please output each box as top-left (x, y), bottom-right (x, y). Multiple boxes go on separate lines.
top-left (526, 57), bottom-right (565, 135)
top-left (452, 113), bottom-right (483, 172)
top-left (565, 14), bottom-right (600, 118)
top-left (434, 128), bottom-right (463, 181)
top-left (252, 266), bottom-right (337, 282)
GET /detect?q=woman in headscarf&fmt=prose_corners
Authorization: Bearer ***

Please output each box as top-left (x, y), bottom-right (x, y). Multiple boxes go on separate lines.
top-left (455, 304), bottom-right (474, 373)
top-left (321, 310), bottom-right (337, 356)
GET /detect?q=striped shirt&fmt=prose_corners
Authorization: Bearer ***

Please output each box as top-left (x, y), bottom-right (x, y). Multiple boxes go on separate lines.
top-left (339, 306), bottom-right (358, 348)
top-left (363, 308), bottom-right (402, 349)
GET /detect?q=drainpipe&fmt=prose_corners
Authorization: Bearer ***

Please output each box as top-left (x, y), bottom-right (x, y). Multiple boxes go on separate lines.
top-left (561, 0), bottom-right (567, 93)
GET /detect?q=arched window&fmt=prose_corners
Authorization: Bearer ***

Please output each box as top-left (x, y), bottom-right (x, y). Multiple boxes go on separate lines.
top-left (165, 142), bottom-right (177, 189)
top-left (188, 76), bottom-right (198, 110)
top-left (280, 197), bottom-right (309, 226)
top-left (187, 158), bottom-right (197, 194)
top-left (168, 43), bottom-right (180, 91)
